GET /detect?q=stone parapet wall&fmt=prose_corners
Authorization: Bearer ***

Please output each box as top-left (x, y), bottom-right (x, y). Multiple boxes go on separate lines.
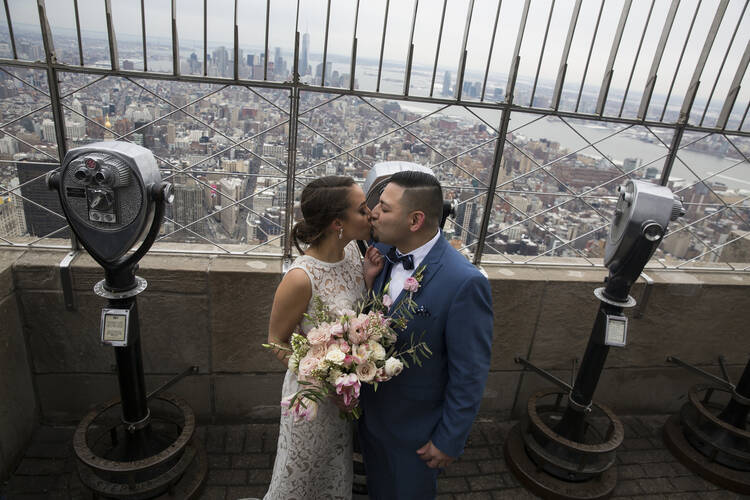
top-left (0, 250), bottom-right (38, 481)
top-left (1, 248), bottom-right (748, 427)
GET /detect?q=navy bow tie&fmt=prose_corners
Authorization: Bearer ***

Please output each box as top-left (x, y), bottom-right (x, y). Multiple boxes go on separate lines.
top-left (385, 247), bottom-right (414, 270)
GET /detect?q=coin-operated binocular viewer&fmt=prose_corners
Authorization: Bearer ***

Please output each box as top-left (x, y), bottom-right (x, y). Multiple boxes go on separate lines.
top-left (47, 142), bottom-right (206, 499)
top-left (663, 353), bottom-right (750, 491)
top-left (363, 161), bottom-right (455, 227)
top-left (505, 180), bottom-right (684, 499)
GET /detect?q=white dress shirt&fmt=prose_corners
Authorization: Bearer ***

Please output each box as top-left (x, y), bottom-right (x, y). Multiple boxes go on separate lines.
top-left (387, 230), bottom-right (441, 300)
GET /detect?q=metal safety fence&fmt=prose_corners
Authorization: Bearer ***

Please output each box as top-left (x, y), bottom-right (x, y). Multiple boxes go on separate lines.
top-left (0, 0), bottom-right (749, 271)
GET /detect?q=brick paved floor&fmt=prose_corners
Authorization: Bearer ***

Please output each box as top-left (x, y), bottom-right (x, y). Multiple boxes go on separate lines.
top-left (1, 415), bottom-right (747, 499)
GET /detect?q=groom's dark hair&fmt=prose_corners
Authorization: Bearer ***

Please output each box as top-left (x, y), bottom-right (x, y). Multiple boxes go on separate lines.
top-left (388, 171), bottom-right (443, 230)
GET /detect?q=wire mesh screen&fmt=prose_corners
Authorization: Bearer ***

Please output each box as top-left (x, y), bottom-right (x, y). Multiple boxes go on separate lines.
top-left (0, 0), bottom-right (748, 269)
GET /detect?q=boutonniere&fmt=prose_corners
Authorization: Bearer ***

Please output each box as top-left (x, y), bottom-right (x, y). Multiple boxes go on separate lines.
top-left (403, 265), bottom-right (426, 300)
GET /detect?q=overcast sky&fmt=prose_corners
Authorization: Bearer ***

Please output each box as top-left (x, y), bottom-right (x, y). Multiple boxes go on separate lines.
top-left (9, 0), bottom-right (750, 101)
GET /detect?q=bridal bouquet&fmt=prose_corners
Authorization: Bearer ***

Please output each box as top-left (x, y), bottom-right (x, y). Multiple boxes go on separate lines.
top-left (264, 267), bottom-right (431, 421)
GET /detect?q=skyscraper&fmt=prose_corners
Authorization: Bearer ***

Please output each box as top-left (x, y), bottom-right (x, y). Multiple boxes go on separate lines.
top-left (442, 71), bottom-right (452, 97)
top-left (172, 181), bottom-right (206, 239)
top-left (301, 33), bottom-right (310, 76)
top-left (17, 162), bottom-right (69, 239)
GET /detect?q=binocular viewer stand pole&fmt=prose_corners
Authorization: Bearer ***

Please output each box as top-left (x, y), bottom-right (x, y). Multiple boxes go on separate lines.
top-left (73, 267), bottom-right (207, 499)
top-left (504, 277), bottom-right (635, 500)
top-left (663, 356), bottom-right (750, 493)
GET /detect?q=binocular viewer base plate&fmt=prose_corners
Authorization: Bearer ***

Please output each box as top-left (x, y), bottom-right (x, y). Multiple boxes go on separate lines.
top-left (73, 393), bottom-right (207, 499)
top-left (664, 412), bottom-right (750, 494)
top-left (505, 389), bottom-right (623, 499)
top-left (505, 424), bottom-right (618, 500)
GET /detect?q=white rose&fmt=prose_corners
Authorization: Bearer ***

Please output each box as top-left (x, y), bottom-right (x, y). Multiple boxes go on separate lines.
top-left (356, 361), bottom-right (377, 382)
top-left (325, 346), bottom-right (346, 365)
top-left (368, 340), bottom-right (386, 361)
top-left (384, 357), bottom-right (404, 377)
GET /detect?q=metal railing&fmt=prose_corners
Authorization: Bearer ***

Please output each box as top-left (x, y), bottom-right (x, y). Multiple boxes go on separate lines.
top-left (0, 0), bottom-right (748, 271)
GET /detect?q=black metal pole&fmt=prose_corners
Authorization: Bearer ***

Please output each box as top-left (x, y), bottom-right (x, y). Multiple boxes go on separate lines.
top-left (717, 359), bottom-right (750, 430)
top-left (112, 297), bottom-right (149, 425)
top-left (553, 302), bottom-right (620, 442)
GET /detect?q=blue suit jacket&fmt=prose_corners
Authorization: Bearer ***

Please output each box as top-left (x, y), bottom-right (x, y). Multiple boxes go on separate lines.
top-left (359, 234), bottom-right (493, 499)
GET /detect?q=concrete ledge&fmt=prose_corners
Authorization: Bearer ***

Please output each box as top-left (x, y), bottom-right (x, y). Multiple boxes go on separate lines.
top-left (2, 248), bottom-right (749, 424)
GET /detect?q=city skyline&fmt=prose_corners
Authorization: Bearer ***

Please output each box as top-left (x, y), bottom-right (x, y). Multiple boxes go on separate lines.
top-left (0, 1), bottom-right (749, 268)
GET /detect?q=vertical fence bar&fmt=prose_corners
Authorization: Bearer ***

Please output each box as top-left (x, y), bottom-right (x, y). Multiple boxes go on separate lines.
top-left (619, 0), bottom-right (655, 117)
top-left (596, 0), bottom-right (632, 115)
top-left (104, 0), bottom-right (119, 71)
top-left (264, 0), bottom-right (270, 80)
top-left (481, 0), bottom-right (502, 102)
top-left (455, 0), bottom-right (475, 101)
top-left (679, 0), bottom-right (729, 123)
top-left (575, 0), bottom-right (605, 112)
top-left (506, 0), bottom-right (531, 105)
top-left (700, 0), bottom-right (748, 126)
top-left (284, 88), bottom-right (300, 259)
top-left (172, 0), bottom-right (180, 75)
top-left (203, 0), bottom-right (207, 76)
top-left (530, 0), bottom-right (555, 107)
top-left (3, 0), bottom-right (16, 59)
top-left (474, 69), bottom-right (517, 265)
top-left (376, 0), bottom-right (390, 93)
top-left (233, 0), bottom-right (239, 80)
top-left (660, 125), bottom-right (685, 186)
top-left (660, 1), bottom-right (703, 122)
top-left (37, 0), bottom-right (66, 161)
top-left (717, 38), bottom-right (750, 129)
top-left (141, 0), bottom-right (147, 71)
top-left (741, 99), bottom-right (750, 130)
top-left (73, 0), bottom-right (83, 65)
top-left (430, 0), bottom-right (448, 97)
top-left (350, 0), bottom-right (360, 90)
top-left (638, 0), bottom-right (680, 120)
top-left (552, 0), bottom-right (583, 110)
top-left (38, 0), bottom-right (74, 249)
top-left (403, 0), bottom-right (419, 96)
top-left (321, 0), bottom-right (331, 86)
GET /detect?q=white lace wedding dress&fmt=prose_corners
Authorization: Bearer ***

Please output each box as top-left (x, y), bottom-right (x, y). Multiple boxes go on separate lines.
top-left (263, 241), bottom-right (366, 500)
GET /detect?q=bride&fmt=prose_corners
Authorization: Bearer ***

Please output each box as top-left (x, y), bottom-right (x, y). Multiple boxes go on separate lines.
top-left (263, 176), bottom-right (382, 499)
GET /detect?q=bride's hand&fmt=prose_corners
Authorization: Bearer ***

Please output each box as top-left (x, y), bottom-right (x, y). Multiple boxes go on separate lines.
top-left (363, 246), bottom-right (384, 290)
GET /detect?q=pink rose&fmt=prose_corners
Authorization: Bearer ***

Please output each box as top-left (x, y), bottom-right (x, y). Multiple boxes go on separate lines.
top-left (347, 314), bottom-right (370, 345)
top-left (298, 354), bottom-right (319, 378)
top-left (403, 277), bottom-right (420, 293)
top-left (356, 361), bottom-right (377, 382)
top-left (338, 339), bottom-right (351, 353)
top-left (307, 324), bottom-right (332, 345)
top-left (309, 344), bottom-right (327, 359)
top-left (382, 294), bottom-right (393, 309)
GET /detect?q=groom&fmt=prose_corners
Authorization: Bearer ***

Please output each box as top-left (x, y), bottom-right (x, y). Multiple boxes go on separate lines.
top-left (359, 170), bottom-right (494, 499)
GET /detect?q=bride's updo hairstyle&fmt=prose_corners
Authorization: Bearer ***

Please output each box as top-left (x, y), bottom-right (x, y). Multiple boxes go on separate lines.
top-left (292, 176), bottom-right (356, 254)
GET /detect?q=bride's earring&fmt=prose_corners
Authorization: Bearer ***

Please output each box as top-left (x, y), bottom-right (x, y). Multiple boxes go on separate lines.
top-left (338, 227), bottom-right (343, 239)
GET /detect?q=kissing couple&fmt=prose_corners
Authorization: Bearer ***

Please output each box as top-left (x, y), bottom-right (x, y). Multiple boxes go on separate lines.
top-left (262, 170), bottom-right (493, 499)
